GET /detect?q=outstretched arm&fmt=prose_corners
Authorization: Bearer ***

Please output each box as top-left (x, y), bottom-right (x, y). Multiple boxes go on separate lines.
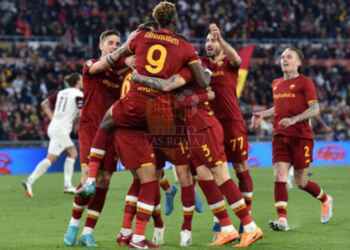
top-left (131, 71), bottom-right (186, 92)
top-left (251, 107), bottom-right (275, 129)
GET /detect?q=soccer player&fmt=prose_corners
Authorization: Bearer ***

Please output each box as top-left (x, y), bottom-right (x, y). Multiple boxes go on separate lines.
top-left (22, 73), bottom-right (83, 197)
top-left (63, 30), bottom-right (128, 247)
top-left (252, 47), bottom-right (333, 231)
top-left (202, 23), bottom-right (254, 234)
top-left (82, 2), bottom-right (226, 248)
top-left (131, 68), bottom-right (264, 247)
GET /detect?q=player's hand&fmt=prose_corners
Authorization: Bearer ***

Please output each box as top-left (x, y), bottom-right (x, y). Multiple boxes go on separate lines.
top-left (279, 117), bottom-right (297, 128)
top-left (209, 23), bottom-right (222, 41)
top-left (251, 113), bottom-right (263, 129)
top-left (125, 29), bottom-right (139, 46)
top-left (76, 177), bottom-right (96, 197)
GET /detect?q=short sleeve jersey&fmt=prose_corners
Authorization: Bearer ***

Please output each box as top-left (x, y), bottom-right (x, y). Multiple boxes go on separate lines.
top-left (201, 56), bottom-right (244, 123)
top-left (80, 57), bottom-right (128, 128)
top-left (272, 74), bottom-right (317, 139)
top-left (128, 29), bottom-right (199, 95)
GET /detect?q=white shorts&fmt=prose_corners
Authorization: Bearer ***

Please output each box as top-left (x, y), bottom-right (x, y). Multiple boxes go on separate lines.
top-left (47, 130), bottom-right (74, 156)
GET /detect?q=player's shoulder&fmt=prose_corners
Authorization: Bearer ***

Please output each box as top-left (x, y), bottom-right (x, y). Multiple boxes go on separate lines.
top-left (272, 77), bottom-right (284, 86)
top-left (298, 74), bottom-right (314, 84)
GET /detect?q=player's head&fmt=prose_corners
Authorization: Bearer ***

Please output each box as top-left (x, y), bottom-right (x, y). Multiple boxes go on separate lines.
top-left (99, 30), bottom-right (121, 56)
top-left (138, 20), bottom-right (159, 31)
top-left (205, 33), bottom-right (222, 58)
top-left (152, 1), bottom-right (178, 29)
top-left (64, 73), bottom-right (82, 89)
top-left (280, 47), bottom-right (304, 73)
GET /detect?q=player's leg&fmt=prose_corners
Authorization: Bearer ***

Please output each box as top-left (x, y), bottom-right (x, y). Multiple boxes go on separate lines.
top-left (22, 138), bottom-right (59, 198)
top-left (117, 171), bottom-right (140, 246)
top-left (64, 128), bottom-right (91, 246)
top-left (151, 169), bottom-right (165, 245)
top-left (64, 145), bottom-right (78, 193)
top-left (79, 169), bottom-right (112, 247)
top-left (175, 164), bottom-right (195, 247)
top-left (211, 162), bottom-right (263, 247)
top-left (292, 139), bottom-right (333, 224)
top-left (270, 161), bottom-right (290, 231)
top-left (233, 161), bottom-right (253, 213)
top-left (129, 164), bottom-right (160, 248)
top-left (195, 165), bottom-right (239, 246)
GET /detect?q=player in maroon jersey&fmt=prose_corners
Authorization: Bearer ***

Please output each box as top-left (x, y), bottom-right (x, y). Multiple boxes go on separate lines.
top-left (81, 2), bottom-right (240, 248)
top-left (131, 65), bottom-right (264, 247)
top-left (201, 24), bottom-right (254, 234)
top-left (252, 47), bottom-right (333, 231)
top-left (63, 30), bottom-right (129, 247)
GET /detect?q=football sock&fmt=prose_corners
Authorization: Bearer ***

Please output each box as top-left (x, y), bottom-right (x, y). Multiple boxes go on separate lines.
top-left (82, 187), bottom-right (108, 234)
top-left (64, 157), bottom-right (75, 188)
top-left (70, 185), bottom-right (91, 224)
top-left (27, 158), bottom-right (51, 185)
top-left (181, 184), bottom-right (195, 231)
top-left (300, 180), bottom-right (328, 203)
top-left (122, 178), bottom-right (141, 231)
top-left (134, 180), bottom-right (159, 238)
top-left (219, 179), bottom-right (253, 226)
top-left (152, 188), bottom-right (164, 228)
top-left (236, 170), bottom-right (254, 212)
top-left (275, 182), bottom-right (288, 219)
top-left (198, 180), bottom-right (234, 230)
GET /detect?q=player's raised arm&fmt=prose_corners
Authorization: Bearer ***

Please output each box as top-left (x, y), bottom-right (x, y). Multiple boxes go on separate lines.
top-left (131, 71), bottom-right (186, 92)
top-left (209, 23), bottom-right (241, 66)
top-left (41, 98), bottom-right (54, 120)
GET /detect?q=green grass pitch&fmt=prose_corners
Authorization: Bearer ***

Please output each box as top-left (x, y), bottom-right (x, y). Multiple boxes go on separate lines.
top-left (1, 167), bottom-right (349, 250)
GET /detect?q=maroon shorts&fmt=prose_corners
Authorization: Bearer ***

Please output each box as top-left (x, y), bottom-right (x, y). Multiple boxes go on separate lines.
top-left (272, 135), bottom-right (313, 169)
top-left (155, 143), bottom-right (190, 169)
top-left (221, 120), bottom-right (249, 164)
top-left (114, 129), bottom-right (155, 170)
top-left (111, 92), bottom-right (149, 129)
top-left (78, 124), bottom-right (117, 173)
top-left (186, 111), bottom-right (227, 169)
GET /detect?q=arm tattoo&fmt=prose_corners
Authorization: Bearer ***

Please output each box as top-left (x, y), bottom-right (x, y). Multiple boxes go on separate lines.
top-left (293, 102), bottom-right (320, 123)
top-left (131, 72), bottom-right (168, 90)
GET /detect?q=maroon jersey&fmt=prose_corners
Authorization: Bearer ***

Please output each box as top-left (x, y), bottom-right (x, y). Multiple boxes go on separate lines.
top-left (202, 57), bottom-right (244, 123)
top-left (128, 29), bottom-right (199, 97)
top-left (272, 74), bottom-right (317, 139)
top-left (80, 57), bottom-right (127, 128)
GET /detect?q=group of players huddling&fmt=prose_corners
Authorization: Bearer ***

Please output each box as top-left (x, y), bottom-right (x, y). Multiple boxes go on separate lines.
top-left (22, 1), bottom-right (334, 249)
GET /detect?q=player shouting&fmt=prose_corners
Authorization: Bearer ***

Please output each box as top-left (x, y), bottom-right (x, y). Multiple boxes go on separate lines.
top-left (252, 47), bottom-right (333, 231)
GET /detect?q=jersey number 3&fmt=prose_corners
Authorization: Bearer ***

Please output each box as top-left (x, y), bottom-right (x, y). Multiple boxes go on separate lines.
top-left (145, 44), bottom-right (167, 74)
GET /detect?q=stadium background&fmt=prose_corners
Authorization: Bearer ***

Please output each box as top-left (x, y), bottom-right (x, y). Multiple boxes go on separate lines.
top-left (1, 1), bottom-right (350, 250)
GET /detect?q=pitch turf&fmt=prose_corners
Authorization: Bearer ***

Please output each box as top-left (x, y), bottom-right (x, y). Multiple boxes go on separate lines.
top-left (1, 167), bottom-right (349, 250)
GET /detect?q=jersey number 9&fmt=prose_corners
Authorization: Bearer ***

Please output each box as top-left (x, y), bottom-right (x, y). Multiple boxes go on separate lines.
top-left (145, 44), bottom-right (167, 74)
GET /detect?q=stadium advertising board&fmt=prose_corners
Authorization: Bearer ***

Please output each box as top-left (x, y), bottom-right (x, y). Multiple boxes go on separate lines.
top-left (1, 141), bottom-right (349, 175)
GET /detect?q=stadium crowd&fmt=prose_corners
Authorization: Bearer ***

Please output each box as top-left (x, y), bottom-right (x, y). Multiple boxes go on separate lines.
top-left (1, 42), bottom-right (349, 141)
top-left (0, 0), bottom-right (349, 141)
top-left (0, 0), bottom-right (349, 40)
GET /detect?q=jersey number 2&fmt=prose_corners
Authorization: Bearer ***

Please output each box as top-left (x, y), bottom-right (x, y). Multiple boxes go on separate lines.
top-left (145, 44), bottom-right (167, 74)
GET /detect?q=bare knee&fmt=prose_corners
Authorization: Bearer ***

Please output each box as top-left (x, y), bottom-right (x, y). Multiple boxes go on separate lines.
top-left (196, 165), bottom-right (214, 181)
top-left (233, 161), bottom-right (249, 173)
top-left (211, 163), bottom-right (230, 186)
top-left (294, 169), bottom-right (308, 188)
top-left (176, 165), bottom-right (193, 187)
top-left (274, 162), bottom-right (290, 182)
